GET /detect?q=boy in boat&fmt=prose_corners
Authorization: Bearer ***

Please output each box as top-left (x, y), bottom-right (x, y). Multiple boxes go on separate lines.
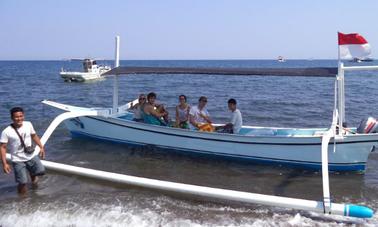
top-left (142, 92), bottom-right (169, 126)
top-left (0, 107), bottom-right (46, 194)
top-left (189, 96), bottom-right (213, 131)
top-left (216, 98), bottom-right (243, 134)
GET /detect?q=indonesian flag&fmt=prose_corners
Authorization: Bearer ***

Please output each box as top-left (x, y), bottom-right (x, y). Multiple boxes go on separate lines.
top-left (338, 32), bottom-right (371, 60)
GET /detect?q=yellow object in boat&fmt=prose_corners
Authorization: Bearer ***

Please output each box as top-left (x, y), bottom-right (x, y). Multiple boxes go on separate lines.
top-left (198, 123), bottom-right (214, 132)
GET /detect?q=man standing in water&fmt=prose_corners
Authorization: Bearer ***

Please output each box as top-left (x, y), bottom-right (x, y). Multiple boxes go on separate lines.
top-left (0, 107), bottom-right (45, 194)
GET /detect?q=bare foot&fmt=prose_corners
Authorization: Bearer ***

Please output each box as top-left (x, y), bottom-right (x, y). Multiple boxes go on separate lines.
top-left (31, 176), bottom-right (39, 189)
top-left (31, 175), bottom-right (39, 184)
top-left (18, 184), bottom-right (27, 195)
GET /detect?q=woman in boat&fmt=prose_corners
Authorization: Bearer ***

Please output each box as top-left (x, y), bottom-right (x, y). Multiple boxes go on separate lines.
top-left (189, 96), bottom-right (212, 130)
top-left (142, 92), bottom-right (169, 126)
top-left (130, 94), bottom-right (146, 122)
top-left (175, 95), bottom-right (190, 129)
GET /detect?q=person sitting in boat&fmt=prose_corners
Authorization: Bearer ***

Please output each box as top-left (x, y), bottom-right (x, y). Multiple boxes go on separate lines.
top-left (215, 98), bottom-right (243, 134)
top-left (156, 103), bottom-right (170, 124)
top-left (175, 95), bottom-right (190, 129)
top-left (189, 96), bottom-right (213, 131)
top-left (130, 94), bottom-right (146, 122)
top-left (142, 92), bottom-right (169, 126)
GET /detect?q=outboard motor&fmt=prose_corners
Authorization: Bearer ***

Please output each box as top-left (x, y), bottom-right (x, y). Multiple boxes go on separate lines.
top-left (357, 117), bottom-right (378, 133)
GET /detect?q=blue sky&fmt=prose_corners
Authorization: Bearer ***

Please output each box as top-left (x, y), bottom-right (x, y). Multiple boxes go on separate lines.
top-left (1, 0), bottom-right (377, 60)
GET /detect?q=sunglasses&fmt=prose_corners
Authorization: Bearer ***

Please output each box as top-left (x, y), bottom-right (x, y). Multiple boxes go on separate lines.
top-left (139, 97), bottom-right (146, 100)
top-left (200, 100), bottom-right (207, 103)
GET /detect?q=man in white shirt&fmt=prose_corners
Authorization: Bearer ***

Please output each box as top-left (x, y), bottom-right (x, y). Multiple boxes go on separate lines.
top-left (217, 98), bottom-right (243, 134)
top-left (1, 107), bottom-right (45, 194)
top-left (189, 96), bottom-right (212, 130)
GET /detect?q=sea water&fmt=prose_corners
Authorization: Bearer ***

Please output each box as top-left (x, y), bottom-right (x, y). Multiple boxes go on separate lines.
top-left (0, 60), bottom-right (377, 226)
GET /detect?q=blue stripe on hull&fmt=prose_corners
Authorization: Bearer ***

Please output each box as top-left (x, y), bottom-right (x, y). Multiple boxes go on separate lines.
top-left (70, 131), bottom-right (366, 172)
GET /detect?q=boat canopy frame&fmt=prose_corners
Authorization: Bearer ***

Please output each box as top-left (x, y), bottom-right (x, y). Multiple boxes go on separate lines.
top-left (108, 36), bottom-right (378, 138)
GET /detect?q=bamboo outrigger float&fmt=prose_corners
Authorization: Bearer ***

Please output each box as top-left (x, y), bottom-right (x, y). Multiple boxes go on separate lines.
top-left (7, 36), bottom-right (377, 219)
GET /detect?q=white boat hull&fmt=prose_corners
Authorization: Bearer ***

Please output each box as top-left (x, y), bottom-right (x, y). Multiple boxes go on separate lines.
top-left (60, 71), bottom-right (109, 82)
top-left (63, 115), bottom-right (377, 172)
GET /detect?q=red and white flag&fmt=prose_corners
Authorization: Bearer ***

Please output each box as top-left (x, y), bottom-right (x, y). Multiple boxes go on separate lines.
top-left (338, 32), bottom-right (371, 60)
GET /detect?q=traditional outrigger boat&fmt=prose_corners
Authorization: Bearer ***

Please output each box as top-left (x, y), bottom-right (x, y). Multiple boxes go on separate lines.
top-left (42, 98), bottom-right (377, 172)
top-left (7, 36), bottom-right (376, 219)
top-left (45, 37), bottom-right (378, 172)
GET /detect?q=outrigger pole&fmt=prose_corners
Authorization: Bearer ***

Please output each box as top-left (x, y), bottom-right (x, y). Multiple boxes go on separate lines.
top-left (112, 35), bottom-right (120, 114)
top-left (337, 62), bottom-right (345, 134)
top-left (320, 110), bottom-right (338, 215)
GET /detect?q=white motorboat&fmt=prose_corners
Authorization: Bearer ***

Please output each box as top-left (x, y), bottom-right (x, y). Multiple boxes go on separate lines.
top-left (60, 59), bottom-right (111, 82)
top-left (277, 56), bottom-right (285, 62)
top-left (350, 57), bottom-right (374, 63)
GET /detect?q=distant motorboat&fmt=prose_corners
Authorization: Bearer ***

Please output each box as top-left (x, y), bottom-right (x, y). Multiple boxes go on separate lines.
top-left (350, 57), bottom-right (374, 63)
top-left (277, 56), bottom-right (285, 62)
top-left (60, 59), bottom-right (111, 82)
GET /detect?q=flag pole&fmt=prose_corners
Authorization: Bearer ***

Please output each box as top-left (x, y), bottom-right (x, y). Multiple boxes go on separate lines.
top-left (337, 32), bottom-right (345, 135)
top-left (337, 32), bottom-right (341, 65)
